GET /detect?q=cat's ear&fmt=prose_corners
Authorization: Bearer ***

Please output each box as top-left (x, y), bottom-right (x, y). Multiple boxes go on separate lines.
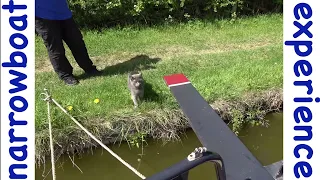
top-left (137, 72), bottom-right (142, 77)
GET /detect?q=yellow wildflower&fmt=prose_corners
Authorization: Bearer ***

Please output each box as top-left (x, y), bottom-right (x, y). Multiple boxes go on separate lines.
top-left (94, 98), bottom-right (100, 104)
top-left (67, 106), bottom-right (73, 111)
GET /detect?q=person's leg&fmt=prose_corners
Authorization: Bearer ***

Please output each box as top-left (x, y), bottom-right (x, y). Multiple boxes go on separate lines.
top-left (35, 17), bottom-right (79, 85)
top-left (61, 17), bottom-right (100, 75)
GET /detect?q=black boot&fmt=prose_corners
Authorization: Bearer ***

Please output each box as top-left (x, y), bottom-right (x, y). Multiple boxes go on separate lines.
top-left (62, 75), bottom-right (79, 85)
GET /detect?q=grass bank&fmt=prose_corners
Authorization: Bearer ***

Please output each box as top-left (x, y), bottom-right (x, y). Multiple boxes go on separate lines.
top-left (35, 14), bottom-right (283, 164)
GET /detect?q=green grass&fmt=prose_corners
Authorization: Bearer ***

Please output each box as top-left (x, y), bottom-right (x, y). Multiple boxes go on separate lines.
top-left (35, 14), bottom-right (283, 162)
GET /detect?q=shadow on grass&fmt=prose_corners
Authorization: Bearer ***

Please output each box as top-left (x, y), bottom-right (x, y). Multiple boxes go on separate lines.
top-left (144, 82), bottom-right (160, 102)
top-left (77, 54), bottom-right (161, 80)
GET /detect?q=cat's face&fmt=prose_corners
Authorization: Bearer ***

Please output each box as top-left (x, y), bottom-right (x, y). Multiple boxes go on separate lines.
top-left (130, 73), bottom-right (144, 88)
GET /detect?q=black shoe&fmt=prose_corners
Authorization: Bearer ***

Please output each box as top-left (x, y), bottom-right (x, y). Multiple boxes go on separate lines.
top-left (86, 69), bottom-right (102, 77)
top-left (62, 76), bottom-right (79, 86)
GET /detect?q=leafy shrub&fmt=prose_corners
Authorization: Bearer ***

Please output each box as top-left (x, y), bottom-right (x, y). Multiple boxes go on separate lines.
top-left (68, 0), bottom-right (282, 28)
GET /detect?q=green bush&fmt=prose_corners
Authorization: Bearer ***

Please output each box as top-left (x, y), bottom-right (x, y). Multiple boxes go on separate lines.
top-left (68, 0), bottom-right (282, 28)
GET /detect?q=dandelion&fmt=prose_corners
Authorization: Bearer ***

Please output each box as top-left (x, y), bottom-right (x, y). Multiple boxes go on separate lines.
top-left (67, 106), bottom-right (73, 111)
top-left (94, 98), bottom-right (100, 104)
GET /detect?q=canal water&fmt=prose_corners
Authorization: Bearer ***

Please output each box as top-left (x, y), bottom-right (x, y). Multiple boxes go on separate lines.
top-left (36, 113), bottom-right (283, 180)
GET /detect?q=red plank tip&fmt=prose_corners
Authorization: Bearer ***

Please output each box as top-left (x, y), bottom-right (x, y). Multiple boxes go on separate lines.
top-left (163, 73), bottom-right (190, 87)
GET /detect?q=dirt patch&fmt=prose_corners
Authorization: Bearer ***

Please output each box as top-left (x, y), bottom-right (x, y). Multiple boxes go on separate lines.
top-left (35, 88), bottom-right (282, 165)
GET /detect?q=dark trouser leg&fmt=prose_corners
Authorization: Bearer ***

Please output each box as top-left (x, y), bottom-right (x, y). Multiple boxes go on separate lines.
top-left (61, 17), bottom-right (97, 73)
top-left (35, 17), bottom-right (73, 79)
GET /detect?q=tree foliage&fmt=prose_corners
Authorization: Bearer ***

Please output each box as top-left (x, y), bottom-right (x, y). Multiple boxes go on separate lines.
top-left (68, 0), bottom-right (282, 28)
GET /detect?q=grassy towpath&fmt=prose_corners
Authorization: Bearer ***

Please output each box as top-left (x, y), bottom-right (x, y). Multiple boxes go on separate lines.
top-left (35, 14), bottom-right (283, 164)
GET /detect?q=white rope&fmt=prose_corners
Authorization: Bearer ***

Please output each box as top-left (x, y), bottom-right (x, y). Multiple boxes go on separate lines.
top-left (42, 91), bottom-right (56, 180)
top-left (41, 89), bottom-right (146, 179)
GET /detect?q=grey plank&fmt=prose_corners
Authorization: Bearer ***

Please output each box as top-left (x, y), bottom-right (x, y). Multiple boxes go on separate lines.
top-left (167, 82), bottom-right (274, 180)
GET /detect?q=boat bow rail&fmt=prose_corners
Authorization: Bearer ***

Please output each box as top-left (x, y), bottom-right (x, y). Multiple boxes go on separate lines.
top-left (146, 149), bottom-right (226, 180)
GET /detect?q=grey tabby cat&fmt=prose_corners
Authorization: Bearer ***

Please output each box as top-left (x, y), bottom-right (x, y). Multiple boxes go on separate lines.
top-left (128, 71), bottom-right (145, 108)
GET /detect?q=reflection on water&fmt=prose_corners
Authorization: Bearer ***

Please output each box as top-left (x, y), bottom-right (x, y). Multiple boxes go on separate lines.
top-left (238, 113), bottom-right (283, 166)
top-left (36, 113), bottom-right (283, 180)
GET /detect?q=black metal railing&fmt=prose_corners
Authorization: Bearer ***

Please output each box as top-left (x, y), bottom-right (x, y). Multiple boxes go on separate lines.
top-left (146, 150), bottom-right (226, 180)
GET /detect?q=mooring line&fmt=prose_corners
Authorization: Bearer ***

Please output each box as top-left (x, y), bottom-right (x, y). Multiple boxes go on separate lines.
top-left (41, 89), bottom-right (146, 179)
top-left (41, 89), bottom-right (56, 180)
